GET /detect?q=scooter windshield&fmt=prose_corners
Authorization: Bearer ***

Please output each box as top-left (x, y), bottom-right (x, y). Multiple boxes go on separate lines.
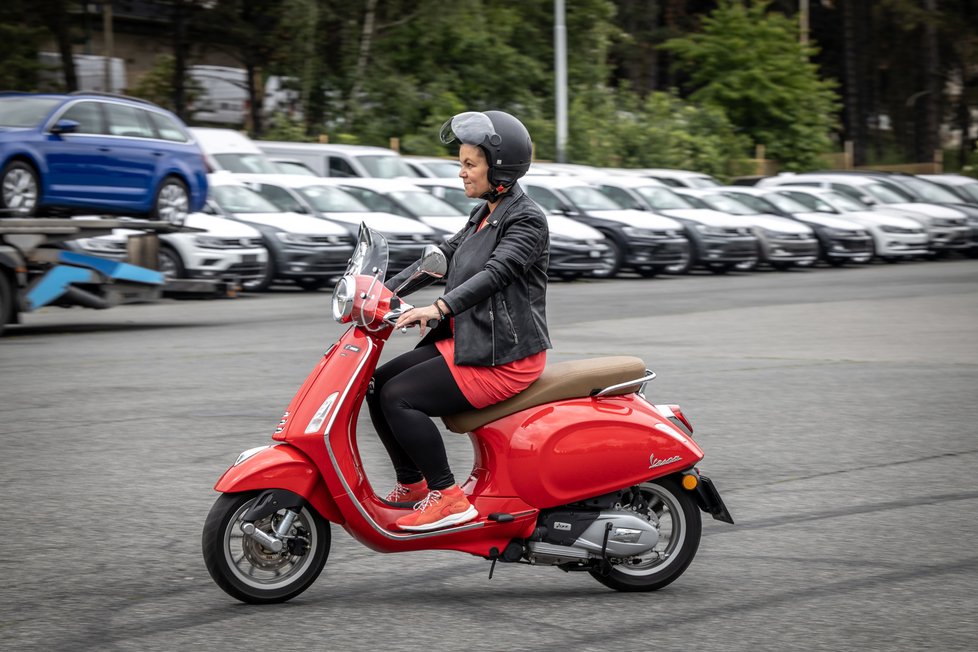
top-left (346, 223), bottom-right (389, 280)
top-left (342, 224), bottom-right (389, 329)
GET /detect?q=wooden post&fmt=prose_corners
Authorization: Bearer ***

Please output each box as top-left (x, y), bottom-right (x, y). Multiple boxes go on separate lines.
top-left (934, 148), bottom-right (944, 173)
top-left (844, 140), bottom-right (854, 169)
top-left (389, 137), bottom-right (400, 152)
top-left (318, 134), bottom-right (329, 143)
top-left (127, 233), bottom-right (159, 270)
top-left (755, 144), bottom-right (766, 176)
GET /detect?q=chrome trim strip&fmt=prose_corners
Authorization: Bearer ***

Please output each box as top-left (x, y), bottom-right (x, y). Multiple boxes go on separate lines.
top-left (594, 370), bottom-right (657, 397)
top-left (321, 333), bottom-right (486, 540)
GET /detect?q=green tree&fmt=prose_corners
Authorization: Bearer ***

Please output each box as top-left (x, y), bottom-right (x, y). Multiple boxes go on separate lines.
top-left (661, 0), bottom-right (840, 170)
top-left (128, 54), bottom-right (202, 114)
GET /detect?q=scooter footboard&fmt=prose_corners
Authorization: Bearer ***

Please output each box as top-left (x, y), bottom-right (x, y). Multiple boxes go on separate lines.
top-left (214, 444), bottom-right (344, 524)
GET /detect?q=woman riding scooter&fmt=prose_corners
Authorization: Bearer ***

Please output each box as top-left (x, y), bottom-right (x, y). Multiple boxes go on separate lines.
top-left (366, 110), bottom-right (551, 531)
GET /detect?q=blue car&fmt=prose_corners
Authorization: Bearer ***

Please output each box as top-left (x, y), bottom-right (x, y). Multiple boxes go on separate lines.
top-left (0, 92), bottom-right (208, 223)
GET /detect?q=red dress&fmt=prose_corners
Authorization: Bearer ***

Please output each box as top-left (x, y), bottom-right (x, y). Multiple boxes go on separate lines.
top-left (434, 212), bottom-right (547, 409)
top-left (436, 332), bottom-right (546, 409)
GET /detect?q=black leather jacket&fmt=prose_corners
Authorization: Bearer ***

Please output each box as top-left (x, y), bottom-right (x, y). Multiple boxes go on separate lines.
top-left (386, 183), bottom-right (551, 366)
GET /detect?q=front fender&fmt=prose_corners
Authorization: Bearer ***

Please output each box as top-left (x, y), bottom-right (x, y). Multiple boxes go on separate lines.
top-left (214, 444), bottom-right (344, 524)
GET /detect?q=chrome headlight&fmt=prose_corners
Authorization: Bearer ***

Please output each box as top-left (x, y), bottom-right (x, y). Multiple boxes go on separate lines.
top-left (332, 275), bottom-right (356, 323)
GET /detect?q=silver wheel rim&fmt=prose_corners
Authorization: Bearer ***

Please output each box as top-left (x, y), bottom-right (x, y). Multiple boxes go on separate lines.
top-left (157, 182), bottom-right (189, 223)
top-left (613, 482), bottom-right (687, 577)
top-left (157, 250), bottom-right (180, 279)
top-left (3, 168), bottom-right (38, 213)
top-left (222, 499), bottom-right (318, 590)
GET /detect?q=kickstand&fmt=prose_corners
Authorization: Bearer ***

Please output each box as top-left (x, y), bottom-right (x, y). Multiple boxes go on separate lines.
top-left (488, 555), bottom-right (498, 580)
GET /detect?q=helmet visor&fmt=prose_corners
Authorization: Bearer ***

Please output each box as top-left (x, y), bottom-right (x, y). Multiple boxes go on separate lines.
top-left (439, 111), bottom-right (502, 147)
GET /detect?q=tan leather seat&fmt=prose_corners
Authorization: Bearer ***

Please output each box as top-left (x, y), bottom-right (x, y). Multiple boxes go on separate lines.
top-left (442, 356), bottom-right (648, 434)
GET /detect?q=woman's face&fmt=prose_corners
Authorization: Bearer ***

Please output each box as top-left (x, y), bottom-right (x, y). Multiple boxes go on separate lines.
top-left (459, 144), bottom-right (491, 198)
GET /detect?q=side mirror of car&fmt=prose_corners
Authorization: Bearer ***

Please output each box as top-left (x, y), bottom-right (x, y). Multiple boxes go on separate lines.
top-left (50, 119), bottom-right (80, 135)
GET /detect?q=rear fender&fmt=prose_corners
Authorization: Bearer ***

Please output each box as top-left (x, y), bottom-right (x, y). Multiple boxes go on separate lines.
top-left (214, 444), bottom-right (344, 524)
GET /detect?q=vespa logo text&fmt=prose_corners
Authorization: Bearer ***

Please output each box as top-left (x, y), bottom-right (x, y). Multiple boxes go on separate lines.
top-left (649, 454), bottom-right (682, 469)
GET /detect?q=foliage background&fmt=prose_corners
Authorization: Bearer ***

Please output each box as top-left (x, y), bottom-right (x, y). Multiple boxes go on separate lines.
top-left (1, 0), bottom-right (976, 175)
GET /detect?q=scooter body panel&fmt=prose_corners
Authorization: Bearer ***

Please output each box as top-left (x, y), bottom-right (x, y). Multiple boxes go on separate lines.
top-left (468, 395), bottom-right (704, 509)
top-left (214, 443), bottom-right (344, 524)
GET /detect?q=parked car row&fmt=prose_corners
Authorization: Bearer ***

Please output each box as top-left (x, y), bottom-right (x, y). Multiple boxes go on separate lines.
top-left (5, 93), bottom-right (975, 292)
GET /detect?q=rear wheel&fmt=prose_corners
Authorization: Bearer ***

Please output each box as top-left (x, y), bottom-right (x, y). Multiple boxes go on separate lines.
top-left (1, 160), bottom-right (39, 216)
top-left (589, 478), bottom-right (701, 592)
top-left (202, 491), bottom-right (330, 604)
top-left (152, 176), bottom-right (190, 224)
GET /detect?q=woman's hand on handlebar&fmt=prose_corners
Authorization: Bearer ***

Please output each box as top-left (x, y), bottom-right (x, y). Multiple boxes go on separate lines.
top-left (394, 304), bottom-right (442, 337)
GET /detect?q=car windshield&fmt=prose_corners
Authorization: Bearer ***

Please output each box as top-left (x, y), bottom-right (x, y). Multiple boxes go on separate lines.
top-left (635, 187), bottom-right (694, 210)
top-left (699, 193), bottom-right (755, 215)
top-left (957, 182), bottom-right (978, 203)
top-left (213, 153), bottom-right (280, 174)
top-left (764, 192), bottom-right (813, 214)
top-left (438, 188), bottom-right (481, 213)
top-left (822, 191), bottom-right (867, 211)
top-left (275, 161), bottom-right (318, 176)
top-left (726, 193), bottom-right (780, 214)
top-left (898, 177), bottom-right (962, 203)
top-left (865, 182), bottom-right (913, 204)
top-left (685, 176), bottom-right (720, 188)
top-left (211, 185), bottom-right (282, 213)
top-left (357, 155), bottom-right (421, 178)
top-left (0, 97), bottom-right (62, 128)
top-left (562, 186), bottom-right (623, 211)
top-left (390, 191), bottom-right (462, 216)
top-left (420, 161), bottom-right (462, 177)
top-left (298, 186), bottom-right (371, 212)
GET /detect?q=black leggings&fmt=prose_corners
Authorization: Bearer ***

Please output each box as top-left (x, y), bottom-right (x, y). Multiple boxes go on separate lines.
top-left (366, 344), bottom-right (474, 491)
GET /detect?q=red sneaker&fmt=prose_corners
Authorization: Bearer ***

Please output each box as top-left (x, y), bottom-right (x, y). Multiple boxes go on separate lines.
top-left (395, 485), bottom-right (478, 531)
top-left (382, 480), bottom-right (429, 507)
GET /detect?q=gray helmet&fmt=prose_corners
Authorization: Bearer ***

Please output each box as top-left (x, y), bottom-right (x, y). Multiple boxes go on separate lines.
top-left (439, 110), bottom-right (533, 193)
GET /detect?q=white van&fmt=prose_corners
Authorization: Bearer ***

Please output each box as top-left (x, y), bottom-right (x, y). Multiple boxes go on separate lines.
top-left (190, 127), bottom-right (280, 175)
top-left (255, 142), bottom-right (420, 179)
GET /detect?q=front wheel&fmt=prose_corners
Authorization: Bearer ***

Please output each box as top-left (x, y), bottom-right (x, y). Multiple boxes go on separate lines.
top-left (589, 478), bottom-right (701, 592)
top-left (202, 491), bottom-right (330, 604)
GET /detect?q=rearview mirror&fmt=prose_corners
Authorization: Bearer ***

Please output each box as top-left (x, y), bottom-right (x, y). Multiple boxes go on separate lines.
top-left (390, 245), bottom-right (446, 296)
top-left (50, 119), bottom-right (79, 135)
top-left (419, 244), bottom-right (447, 278)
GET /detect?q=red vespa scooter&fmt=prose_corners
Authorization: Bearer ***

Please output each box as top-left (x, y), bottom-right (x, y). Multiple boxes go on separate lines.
top-left (202, 226), bottom-right (733, 604)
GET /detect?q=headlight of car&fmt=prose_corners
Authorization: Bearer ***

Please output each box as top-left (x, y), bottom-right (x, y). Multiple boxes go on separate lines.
top-left (622, 226), bottom-right (657, 238)
top-left (74, 238), bottom-right (126, 253)
top-left (194, 235), bottom-right (230, 249)
top-left (276, 232), bottom-right (319, 245)
top-left (694, 224), bottom-right (728, 236)
top-left (331, 275), bottom-right (356, 323)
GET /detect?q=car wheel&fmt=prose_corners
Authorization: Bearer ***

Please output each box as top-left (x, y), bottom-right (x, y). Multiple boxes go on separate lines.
top-left (152, 177), bottom-right (190, 224)
top-left (662, 252), bottom-right (692, 275)
top-left (158, 246), bottom-right (186, 280)
top-left (295, 277), bottom-right (328, 291)
top-left (635, 266), bottom-right (658, 278)
top-left (0, 272), bottom-right (14, 336)
top-left (1, 160), bottom-right (40, 216)
top-left (590, 238), bottom-right (622, 279)
top-left (243, 257), bottom-right (276, 292)
top-left (555, 272), bottom-right (582, 282)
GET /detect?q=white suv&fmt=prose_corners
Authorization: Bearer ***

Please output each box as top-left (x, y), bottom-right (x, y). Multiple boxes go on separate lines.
top-left (68, 213), bottom-right (268, 286)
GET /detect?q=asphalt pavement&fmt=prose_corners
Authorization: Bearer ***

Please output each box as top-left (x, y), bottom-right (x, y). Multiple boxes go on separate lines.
top-left (1, 259), bottom-right (976, 651)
